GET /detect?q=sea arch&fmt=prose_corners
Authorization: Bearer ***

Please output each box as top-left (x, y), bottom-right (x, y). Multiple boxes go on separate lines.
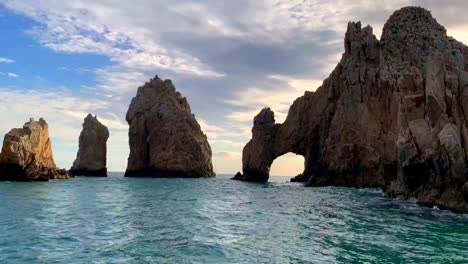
top-left (234, 107), bottom-right (320, 182)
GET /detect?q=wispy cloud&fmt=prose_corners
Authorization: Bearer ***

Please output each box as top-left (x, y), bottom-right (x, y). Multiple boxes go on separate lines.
top-left (57, 66), bottom-right (93, 74)
top-left (211, 139), bottom-right (245, 148)
top-left (0, 72), bottom-right (19, 78)
top-left (3, 1), bottom-right (224, 79)
top-left (226, 75), bottom-right (322, 122)
top-left (215, 151), bottom-right (241, 159)
top-left (6, 72), bottom-right (18, 78)
top-left (0, 57), bottom-right (15, 63)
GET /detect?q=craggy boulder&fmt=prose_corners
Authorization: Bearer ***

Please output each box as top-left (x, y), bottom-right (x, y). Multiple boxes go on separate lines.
top-left (70, 114), bottom-right (109, 176)
top-left (235, 7), bottom-right (468, 212)
top-left (125, 76), bottom-right (215, 178)
top-left (0, 118), bottom-right (71, 181)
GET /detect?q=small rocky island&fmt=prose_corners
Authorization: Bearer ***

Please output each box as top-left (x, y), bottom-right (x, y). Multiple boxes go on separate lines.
top-left (69, 114), bottom-right (109, 176)
top-left (234, 7), bottom-right (468, 212)
top-left (0, 118), bottom-right (71, 181)
top-left (125, 76), bottom-right (215, 178)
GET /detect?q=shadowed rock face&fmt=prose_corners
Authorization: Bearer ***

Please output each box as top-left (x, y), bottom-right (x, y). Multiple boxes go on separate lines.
top-left (0, 118), bottom-right (71, 181)
top-left (125, 76), bottom-right (215, 178)
top-left (234, 7), bottom-right (468, 212)
top-left (69, 114), bottom-right (109, 176)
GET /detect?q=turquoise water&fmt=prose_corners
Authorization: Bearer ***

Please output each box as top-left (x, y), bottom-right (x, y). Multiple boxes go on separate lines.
top-left (0, 173), bottom-right (467, 263)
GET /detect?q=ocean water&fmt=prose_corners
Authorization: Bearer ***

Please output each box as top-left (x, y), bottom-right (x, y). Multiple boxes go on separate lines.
top-left (0, 173), bottom-right (467, 263)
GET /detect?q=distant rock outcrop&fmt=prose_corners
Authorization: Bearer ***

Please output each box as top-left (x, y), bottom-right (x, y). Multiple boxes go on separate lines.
top-left (234, 7), bottom-right (468, 212)
top-left (69, 114), bottom-right (109, 176)
top-left (0, 118), bottom-right (71, 181)
top-left (125, 76), bottom-right (215, 178)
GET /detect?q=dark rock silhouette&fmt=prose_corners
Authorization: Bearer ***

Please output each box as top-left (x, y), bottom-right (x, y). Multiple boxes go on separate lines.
top-left (234, 7), bottom-right (468, 212)
top-left (125, 76), bottom-right (215, 178)
top-left (69, 114), bottom-right (109, 176)
top-left (0, 118), bottom-right (71, 181)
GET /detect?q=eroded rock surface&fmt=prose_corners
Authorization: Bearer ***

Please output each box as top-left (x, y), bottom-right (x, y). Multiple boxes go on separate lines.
top-left (70, 114), bottom-right (109, 176)
top-left (0, 118), bottom-right (71, 181)
top-left (125, 76), bottom-right (215, 178)
top-left (235, 7), bottom-right (468, 212)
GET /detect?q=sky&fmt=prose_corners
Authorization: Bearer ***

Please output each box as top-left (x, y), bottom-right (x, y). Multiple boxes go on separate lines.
top-left (0, 0), bottom-right (467, 176)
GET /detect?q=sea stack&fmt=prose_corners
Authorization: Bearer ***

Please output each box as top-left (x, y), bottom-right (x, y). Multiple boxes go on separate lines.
top-left (125, 75), bottom-right (215, 178)
top-left (0, 118), bottom-right (71, 181)
top-left (69, 114), bottom-right (109, 176)
top-left (234, 7), bottom-right (468, 212)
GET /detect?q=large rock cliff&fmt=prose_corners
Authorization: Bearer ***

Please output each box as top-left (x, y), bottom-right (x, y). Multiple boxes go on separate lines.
top-left (234, 7), bottom-right (468, 212)
top-left (0, 118), bottom-right (71, 181)
top-left (125, 76), bottom-right (215, 177)
top-left (69, 114), bottom-right (109, 176)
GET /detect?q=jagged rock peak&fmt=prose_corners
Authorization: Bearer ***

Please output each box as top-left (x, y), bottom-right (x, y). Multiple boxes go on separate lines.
top-left (254, 107), bottom-right (275, 128)
top-left (0, 118), bottom-right (71, 181)
top-left (125, 75), bottom-right (215, 178)
top-left (344, 22), bottom-right (379, 59)
top-left (70, 113), bottom-right (109, 176)
top-left (383, 6), bottom-right (445, 37)
top-left (126, 76), bottom-right (191, 123)
top-left (381, 6), bottom-right (468, 68)
top-left (235, 6), bottom-right (468, 212)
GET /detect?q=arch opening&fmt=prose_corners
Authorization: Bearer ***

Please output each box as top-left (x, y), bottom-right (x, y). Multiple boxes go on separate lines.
top-left (269, 152), bottom-right (305, 182)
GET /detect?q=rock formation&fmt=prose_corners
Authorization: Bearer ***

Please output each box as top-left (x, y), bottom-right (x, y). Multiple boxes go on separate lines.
top-left (0, 118), bottom-right (71, 181)
top-left (234, 7), bottom-right (468, 212)
top-left (125, 76), bottom-right (215, 178)
top-left (69, 114), bottom-right (109, 176)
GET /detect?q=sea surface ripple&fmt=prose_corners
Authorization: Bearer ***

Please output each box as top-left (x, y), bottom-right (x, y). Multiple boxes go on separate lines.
top-left (0, 173), bottom-right (467, 263)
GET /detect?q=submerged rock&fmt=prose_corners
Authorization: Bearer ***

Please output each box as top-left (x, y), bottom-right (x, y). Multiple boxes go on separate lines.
top-left (125, 76), bottom-right (215, 178)
top-left (235, 7), bottom-right (468, 212)
top-left (0, 118), bottom-right (71, 181)
top-left (69, 114), bottom-right (109, 176)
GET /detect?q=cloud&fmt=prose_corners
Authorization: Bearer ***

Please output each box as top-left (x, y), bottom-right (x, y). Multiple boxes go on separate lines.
top-left (2, 1), bottom-right (224, 79)
top-left (211, 139), bottom-right (245, 148)
top-left (215, 151), bottom-right (241, 159)
top-left (227, 109), bottom-right (263, 123)
top-left (198, 118), bottom-right (225, 139)
top-left (226, 75), bottom-right (322, 123)
top-left (0, 57), bottom-right (15, 63)
top-left (6, 72), bottom-right (18, 78)
top-left (1, 0), bottom-right (468, 175)
top-left (0, 72), bottom-right (19, 78)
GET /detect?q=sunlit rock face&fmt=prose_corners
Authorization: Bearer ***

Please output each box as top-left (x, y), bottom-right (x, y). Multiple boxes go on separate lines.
top-left (0, 118), bottom-right (71, 181)
top-left (235, 7), bottom-right (468, 212)
top-left (69, 114), bottom-right (109, 176)
top-left (125, 76), bottom-right (215, 178)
